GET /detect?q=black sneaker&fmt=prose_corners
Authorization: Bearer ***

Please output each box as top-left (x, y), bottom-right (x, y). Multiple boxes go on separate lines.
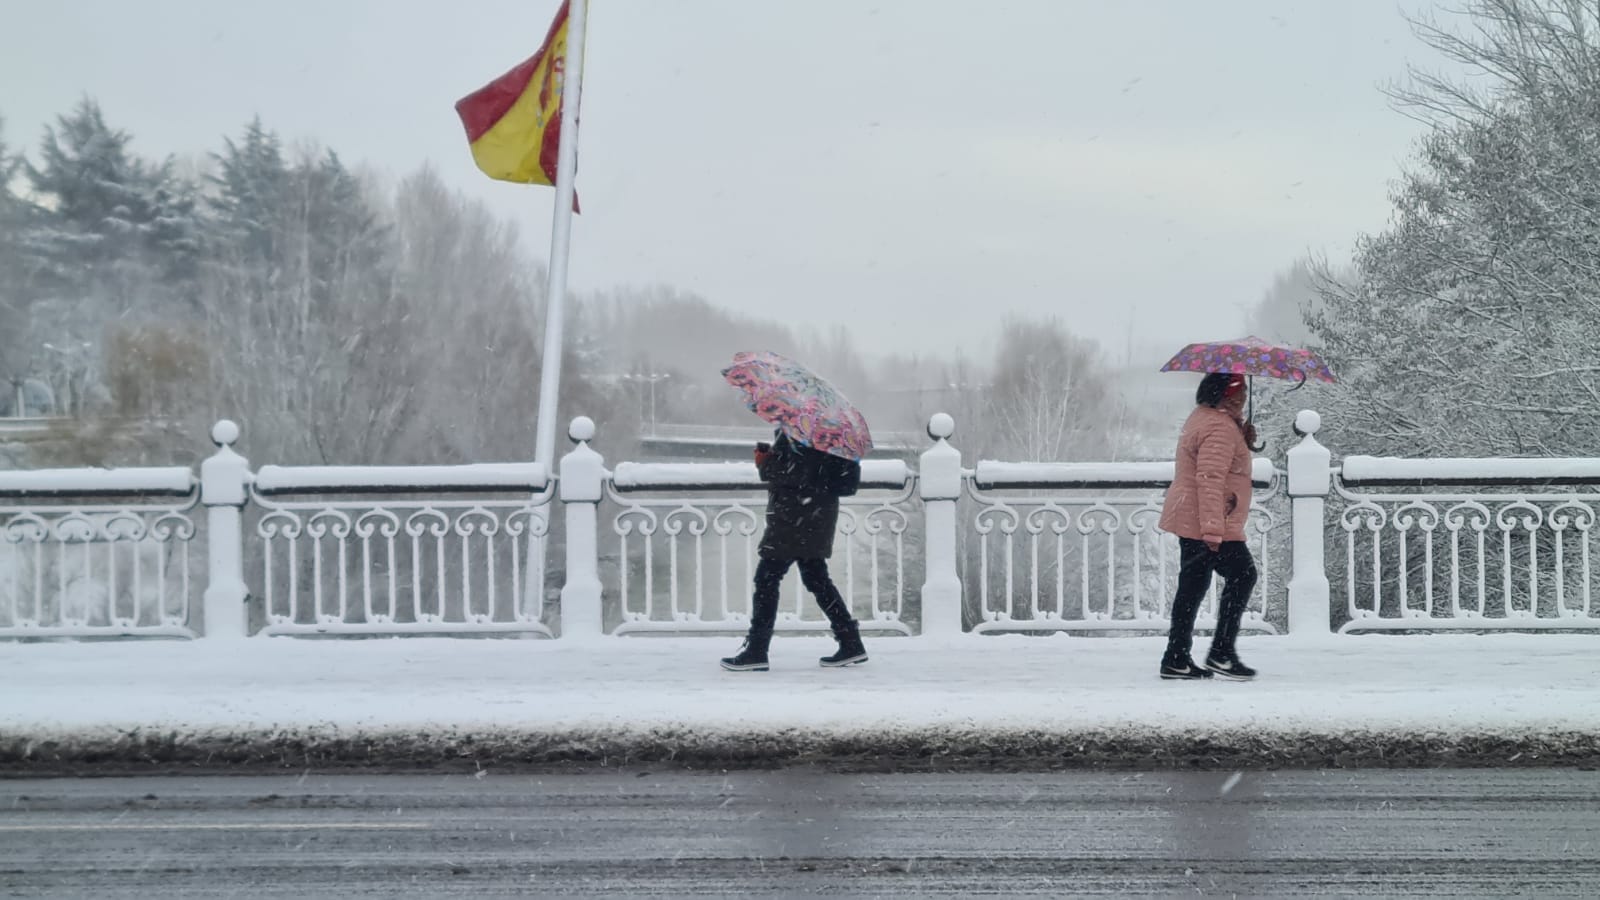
top-left (1204, 653), bottom-right (1257, 681)
top-left (1158, 658), bottom-right (1214, 680)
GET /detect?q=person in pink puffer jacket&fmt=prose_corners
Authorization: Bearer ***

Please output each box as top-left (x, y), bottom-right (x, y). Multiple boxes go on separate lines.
top-left (1156, 373), bottom-right (1260, 681)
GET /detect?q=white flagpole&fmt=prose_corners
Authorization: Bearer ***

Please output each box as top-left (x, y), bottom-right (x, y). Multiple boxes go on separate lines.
top-left (533, 0), bottom-right (587, 469)
top-left (525, 0), bottom-right (587, 634)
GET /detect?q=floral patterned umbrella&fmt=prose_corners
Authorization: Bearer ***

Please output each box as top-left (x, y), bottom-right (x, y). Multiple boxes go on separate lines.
top-left (1159, 335), bottom-right (1336, 386)
top-left (1160, 336), bottom-right (1336, 438)
top-left (721, 351), bottom-right (874, 461)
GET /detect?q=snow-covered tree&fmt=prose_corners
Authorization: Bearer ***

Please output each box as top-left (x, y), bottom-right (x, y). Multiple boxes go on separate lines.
top-left (0, 115), bottom-right (40, 395)
top-left (980, 316), bottom-right (1128, 462)
top-left (387, 164), bottom-right (546, 461)
top-left (1297, 0), bottom-right (1600, 621)
top-left (1313, 0), bottom-right (1600, 459)
top-left (207, 117), bottom-right (289, 268)
top-left (11, 100), bottom-right (202, 419)
top-left (0, 115), bottom-right (23, 224)
top-left (26, 99), bottom-right (199, 286)
top-left (196, 128), bottom-right (413, 465)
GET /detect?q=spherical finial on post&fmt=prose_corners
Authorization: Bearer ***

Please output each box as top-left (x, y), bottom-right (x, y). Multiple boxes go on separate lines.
top-left (211, 419), bottom-right (240, 447)
top-left (568, 416), bottom-right (596, 444)
top-left (1293, 409), bottom-right (1321, 438)
top-left (928, 412), bottom-right (956, 441)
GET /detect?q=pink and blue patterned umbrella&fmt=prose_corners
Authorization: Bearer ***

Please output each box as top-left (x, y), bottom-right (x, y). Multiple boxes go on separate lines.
top-left (721, 351), bottom-right (874, 461)
top-left (1159, 335), bottom-right (1336, 385)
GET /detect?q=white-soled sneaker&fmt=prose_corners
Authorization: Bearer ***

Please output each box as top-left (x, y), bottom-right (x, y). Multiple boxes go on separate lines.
top-left (1158, 659), bottom-right (1215, 680)
top-left (1204, 654), bottom-right (1257, 681)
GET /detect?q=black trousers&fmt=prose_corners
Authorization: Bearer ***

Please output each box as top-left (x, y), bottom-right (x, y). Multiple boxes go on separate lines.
top-left (748, 557), bottom-right (856, 636)
top-left (1165, 538), bottom-right (1257, 661)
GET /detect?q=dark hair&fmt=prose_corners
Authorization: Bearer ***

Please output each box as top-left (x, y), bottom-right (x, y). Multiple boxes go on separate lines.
top-left (1196, 372), bottom-right (1241, 408)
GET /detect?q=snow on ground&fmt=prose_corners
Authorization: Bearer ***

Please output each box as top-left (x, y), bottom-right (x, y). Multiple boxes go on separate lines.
top-left (2, 633), bottom-right (1597, 744)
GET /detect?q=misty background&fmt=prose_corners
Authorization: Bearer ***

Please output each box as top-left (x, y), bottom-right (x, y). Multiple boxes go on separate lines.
top-left (1, 0), bottom-right (1588, 471)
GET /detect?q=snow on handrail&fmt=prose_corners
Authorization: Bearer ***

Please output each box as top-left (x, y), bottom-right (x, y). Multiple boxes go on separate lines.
top-left (974, 459), bottom-right (1276, 490)
top-left (610, 460), bottom-right (911, 492)
top-left (1340, 455), bottom-right (1600, 487)
top-left (640, 423), bottom-right (925, 450)
top-left (0, 466), bottom-right (194, 497)
top-left (254, 462), bottom-right (549, 494)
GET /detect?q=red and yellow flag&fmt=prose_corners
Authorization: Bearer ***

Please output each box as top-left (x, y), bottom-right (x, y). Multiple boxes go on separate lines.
top-left (455, 1), bottom-right (580, 204)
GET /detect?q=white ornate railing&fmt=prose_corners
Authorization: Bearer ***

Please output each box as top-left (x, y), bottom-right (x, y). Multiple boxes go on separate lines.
top-left (0, 467), bottom-right (199, 638)
top-left (964, 460), bottom-right (1283, 634)
top-left (13, 409), bottom-right (1600, 644)
top-left (603, 460), bottom-right (917, 634)
top-left (248, 463), bottom-right (554, 635)
top-left (1332, 456), bottom-right (1600, 631)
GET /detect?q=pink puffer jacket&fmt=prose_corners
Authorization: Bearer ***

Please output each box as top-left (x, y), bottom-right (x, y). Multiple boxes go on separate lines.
top-left (1158, 405), bottom-right (1253, 544)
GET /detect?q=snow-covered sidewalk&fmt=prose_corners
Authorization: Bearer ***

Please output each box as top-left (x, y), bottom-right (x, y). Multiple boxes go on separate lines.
top-left (3, 633), bottom-right (1598, 772)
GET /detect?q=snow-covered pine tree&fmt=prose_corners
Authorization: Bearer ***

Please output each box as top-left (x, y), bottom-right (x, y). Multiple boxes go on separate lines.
top-left (20, 99), bottom-right (201, 420)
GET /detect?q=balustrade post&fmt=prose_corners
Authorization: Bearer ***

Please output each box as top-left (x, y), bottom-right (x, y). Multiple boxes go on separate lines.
top-left (1285, 409), bottom-right (1334, 642)
top-left (919, 413), bottom-right (965, 638)
top-left (559, 416), bottom-right (606, 639)
top-left (200, 420), bottom-right (250, 639)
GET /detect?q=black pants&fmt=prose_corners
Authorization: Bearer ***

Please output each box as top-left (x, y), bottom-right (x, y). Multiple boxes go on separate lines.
top-left (748, 557), bottom-right (856, 636)
top-left (1165, 538), bottom-right (1257, 661)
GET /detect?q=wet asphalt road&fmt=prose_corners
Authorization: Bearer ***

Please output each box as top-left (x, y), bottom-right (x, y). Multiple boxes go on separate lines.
top-left (3, 769), bottom-right (1599, 898)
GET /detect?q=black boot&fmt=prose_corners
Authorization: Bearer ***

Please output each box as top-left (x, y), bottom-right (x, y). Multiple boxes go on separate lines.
top-left (820, 621), bottom-right (867, 667)
top-left (721, 631), bottom-right (772, 672)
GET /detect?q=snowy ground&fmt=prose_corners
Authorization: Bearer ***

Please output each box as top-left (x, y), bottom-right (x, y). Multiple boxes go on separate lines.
top-left (3, 633), bottom-right (1599, 772)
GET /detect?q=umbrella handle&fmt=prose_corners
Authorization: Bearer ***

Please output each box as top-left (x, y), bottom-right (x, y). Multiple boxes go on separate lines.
top-left (1244, 378), bottom-right (1266, 453)
top-left (1286, 369), bottom-right (1308, 392)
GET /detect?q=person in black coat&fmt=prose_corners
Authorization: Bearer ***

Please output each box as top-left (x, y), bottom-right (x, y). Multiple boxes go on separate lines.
top-left (720, 431), bottom-right (866, 671)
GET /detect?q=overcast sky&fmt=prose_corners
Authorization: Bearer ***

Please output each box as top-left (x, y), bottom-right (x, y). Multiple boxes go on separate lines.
top-left (5, 0), bottom-right (1450, 364)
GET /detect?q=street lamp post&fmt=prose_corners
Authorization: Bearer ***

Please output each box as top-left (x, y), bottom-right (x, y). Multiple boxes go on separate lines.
top-left (619, 372), bottom-right (671, 435)
top-left (40, 341), bottom-right (93, 417)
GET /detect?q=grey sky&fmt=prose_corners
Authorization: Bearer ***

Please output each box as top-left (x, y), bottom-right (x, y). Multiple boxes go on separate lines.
top-left (4, 0), bottom-right (1446, 363)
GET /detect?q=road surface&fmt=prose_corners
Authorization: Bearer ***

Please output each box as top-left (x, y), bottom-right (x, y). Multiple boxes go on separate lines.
top-left (3, 769), bottom-right (1598, 897)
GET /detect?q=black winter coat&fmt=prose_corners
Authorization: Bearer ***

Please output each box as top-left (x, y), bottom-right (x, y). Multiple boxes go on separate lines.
top-left (757, 433), bottom-right (861, 561)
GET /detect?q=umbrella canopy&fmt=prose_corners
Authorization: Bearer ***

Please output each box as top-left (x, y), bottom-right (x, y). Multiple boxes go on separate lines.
top-left (721, 351), bottom-right (874, 461)
top-left (1159, 335), bottom-right (1336, 386)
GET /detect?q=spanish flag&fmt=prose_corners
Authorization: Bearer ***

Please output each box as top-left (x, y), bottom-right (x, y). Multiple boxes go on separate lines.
top-left (455, 1), bottom-right (580, 205)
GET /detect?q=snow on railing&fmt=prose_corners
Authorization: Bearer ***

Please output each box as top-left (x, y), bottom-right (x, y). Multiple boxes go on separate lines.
top-left (22, 405), bottom-right (1600, 644)
top-left (964, 456), bottom-right (1283, 634)
top-left (246, 457), bottom-right (554, 636)
top-left (0, 465), bottom-right (199, 639)
top-left (603, 454), bottom-right (917, 635)
top-left (1332, 453), bottom-right (1600, 632)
